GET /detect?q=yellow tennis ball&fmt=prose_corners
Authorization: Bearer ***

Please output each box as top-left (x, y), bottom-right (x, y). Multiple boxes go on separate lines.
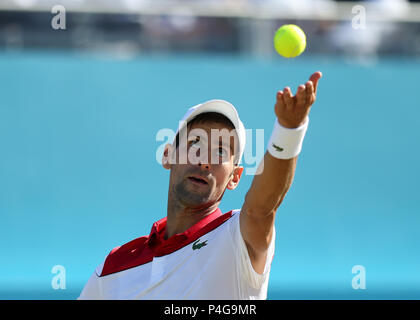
top-left (273, 24), bottom-right (306, 58)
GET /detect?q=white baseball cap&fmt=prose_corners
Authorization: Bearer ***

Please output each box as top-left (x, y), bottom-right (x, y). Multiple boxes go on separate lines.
top-left (174, 99), bottom-right (246, 164)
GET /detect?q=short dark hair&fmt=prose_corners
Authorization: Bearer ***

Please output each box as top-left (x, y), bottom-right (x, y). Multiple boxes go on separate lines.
top-left (174, 112), bottom-right (235, 149)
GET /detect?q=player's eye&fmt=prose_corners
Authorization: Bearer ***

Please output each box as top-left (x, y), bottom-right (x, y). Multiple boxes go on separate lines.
top-left (215, 147), bottom-right (229, 161)
top-left (218, 148), bottom-right (227, 157)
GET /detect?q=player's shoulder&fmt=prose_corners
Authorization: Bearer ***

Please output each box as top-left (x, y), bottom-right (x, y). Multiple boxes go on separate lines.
top-left (203, 208), bottom-right (241, 238)
top-left (224, 208), bottom-right (241, 224)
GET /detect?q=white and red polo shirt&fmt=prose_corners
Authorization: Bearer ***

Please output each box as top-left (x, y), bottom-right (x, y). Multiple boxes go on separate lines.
top-left (78, 208), bottom-right (275, 300)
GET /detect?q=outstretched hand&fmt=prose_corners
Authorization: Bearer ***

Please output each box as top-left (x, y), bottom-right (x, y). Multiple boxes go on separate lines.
top-left (275, 71), bottom-right (322, 129)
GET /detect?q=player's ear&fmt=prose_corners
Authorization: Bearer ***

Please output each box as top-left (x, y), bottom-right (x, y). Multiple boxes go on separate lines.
top-left (162, 143), bottom-right (174, 170)
top-left (227, 166), bottom-right (244, 190)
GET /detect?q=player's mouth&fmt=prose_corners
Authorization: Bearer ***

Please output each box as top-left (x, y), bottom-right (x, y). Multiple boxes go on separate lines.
top-left (187, 175), bottom-right (208, 185)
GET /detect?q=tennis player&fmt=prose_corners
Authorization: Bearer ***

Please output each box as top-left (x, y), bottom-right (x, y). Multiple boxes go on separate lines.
top-left (78, 71), bottom-right (322, 300)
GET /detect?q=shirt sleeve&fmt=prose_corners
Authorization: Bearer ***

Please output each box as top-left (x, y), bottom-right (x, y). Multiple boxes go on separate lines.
top-left (229, 209), bottom-right (276, 292)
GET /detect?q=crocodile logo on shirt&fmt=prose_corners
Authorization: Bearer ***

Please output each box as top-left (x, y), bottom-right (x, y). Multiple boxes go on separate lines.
top-left (192, 239), bottom-right (208, 250)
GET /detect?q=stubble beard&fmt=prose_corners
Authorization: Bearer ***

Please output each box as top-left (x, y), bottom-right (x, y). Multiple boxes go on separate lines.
top-left (173, 178), bottom-right (214, 209)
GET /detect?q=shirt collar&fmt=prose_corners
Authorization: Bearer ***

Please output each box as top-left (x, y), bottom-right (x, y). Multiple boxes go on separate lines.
top-left (147, 207), bottom-right (222, 253)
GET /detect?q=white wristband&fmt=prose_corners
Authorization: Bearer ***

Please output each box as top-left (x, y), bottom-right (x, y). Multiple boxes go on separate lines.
top-left (267, 117), bottom-right (309, 159)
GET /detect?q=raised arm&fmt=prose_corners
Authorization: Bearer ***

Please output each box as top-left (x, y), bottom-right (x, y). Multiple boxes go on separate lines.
top-left (240, 71), bottom-right (322, 274)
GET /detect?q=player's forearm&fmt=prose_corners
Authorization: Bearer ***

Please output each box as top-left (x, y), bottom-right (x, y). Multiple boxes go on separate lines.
top-left (239, 72), bottom-right (321, 267)
top-left (242, 71), bottom-right (322, 218)
top-left (243, 152), bottom-right (297, 218)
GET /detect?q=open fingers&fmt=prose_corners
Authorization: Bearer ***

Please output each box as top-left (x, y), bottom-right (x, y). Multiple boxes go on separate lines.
top-left (296, 84), bottom-right (306, 107)
top-left (305, 81), bottom-right (314, 105)
top-left (309, 71), bottom-right (322, 96)
top-left (276, 90), bottom-right (286, 109)
top-left (283, 87), bottom-right (294, 109)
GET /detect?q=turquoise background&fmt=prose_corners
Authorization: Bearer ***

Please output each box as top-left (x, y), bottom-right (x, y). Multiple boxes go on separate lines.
top-left (0, 51), bottom-right (419, 299)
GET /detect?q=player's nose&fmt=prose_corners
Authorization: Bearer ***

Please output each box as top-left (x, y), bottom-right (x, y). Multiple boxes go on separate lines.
top-left (198, 162), bottom-right (211, 170)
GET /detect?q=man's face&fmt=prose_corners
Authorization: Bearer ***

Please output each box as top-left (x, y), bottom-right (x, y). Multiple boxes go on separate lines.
top-left (165, 120), bottom-right (243, 209)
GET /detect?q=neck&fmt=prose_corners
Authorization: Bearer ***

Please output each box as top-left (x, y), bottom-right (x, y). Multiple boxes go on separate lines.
top-left (165, 192), bottom-right (219, 240)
